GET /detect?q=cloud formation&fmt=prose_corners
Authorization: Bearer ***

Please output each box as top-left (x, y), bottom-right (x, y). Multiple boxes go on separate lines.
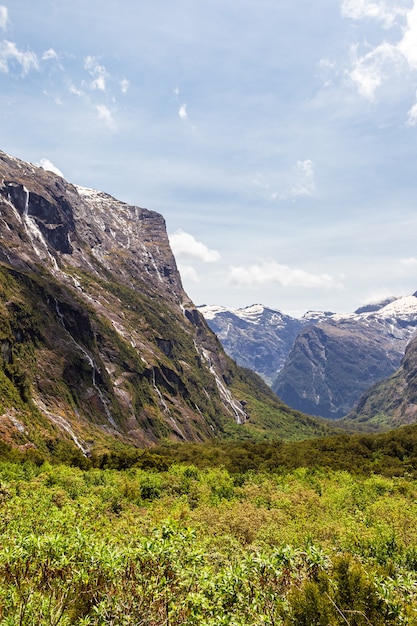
top-left (0, 5), bottom-right (7, 30)
top-left (170, 230), bottom-right (220, 263)
top-left (289, 159), bottom-right (316, 199)
top-left (120, 78), bottom-right (129, 94)
top-left (0, 40), bottom-right (39, 75)
top-left (84, 55), bottom-right (109, 91)
top-left (42, 48), bottom-right (58, 62)
top-left (340, 0), bottom-right (408, 27)
top-left (96, 104), bottom-right (116, 130)
top-left (229, 261), bottom-right (342, 289)
top-left (178, 104), bottom-right (188, 120)
top-left (177, 264), bottom-right (200, 283)
top-left (255, 159), bottom-right (316, 202)
top-left (348, 42), bottom-right (399, 101)
top-left (400, 257), bottom-right (417, 267)
top-left (38, 159), bottom-right (65, 178)
top-left (343, 0), bottom-right (417, 108)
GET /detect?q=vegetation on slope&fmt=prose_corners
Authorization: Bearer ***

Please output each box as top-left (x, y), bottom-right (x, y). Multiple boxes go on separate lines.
top-left (0, 260), bottom-right (333, 450)
top-left (346, 335), bottom-right (417, 431)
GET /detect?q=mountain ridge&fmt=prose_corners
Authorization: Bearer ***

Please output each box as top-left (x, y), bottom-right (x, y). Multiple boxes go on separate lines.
top-left (200, 295), bottom-right (417, 423)
top-left (0, 149), bottom-right (330, 454)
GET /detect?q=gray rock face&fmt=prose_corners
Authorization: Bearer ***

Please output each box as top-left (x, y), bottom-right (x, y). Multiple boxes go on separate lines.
top-left (346, 333), bottom-right (417, 429)
top-left (0, 149), bottom-right (326, 452)
top-left (198, 304), bottom-right (305, 386)
top-left (273, 298), bottom-right (417, 419)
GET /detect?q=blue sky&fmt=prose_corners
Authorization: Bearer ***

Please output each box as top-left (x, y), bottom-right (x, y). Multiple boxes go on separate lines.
top-left (2, 0), bottom-right (417, 315)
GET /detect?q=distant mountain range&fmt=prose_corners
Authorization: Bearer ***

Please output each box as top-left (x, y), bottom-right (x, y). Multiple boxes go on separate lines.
top-left (198, 304), bottom-right (307, 386)
top-left (200, 295), bottom-right (417, 422)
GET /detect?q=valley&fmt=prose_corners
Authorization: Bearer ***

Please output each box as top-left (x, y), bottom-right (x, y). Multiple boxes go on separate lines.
top-left (1, 149), bottom-right (417, 625)
top-left (201, 297), bottom-right (417, 427)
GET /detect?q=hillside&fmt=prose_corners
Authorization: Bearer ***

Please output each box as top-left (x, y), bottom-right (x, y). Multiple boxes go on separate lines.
top-left (345, 333), bottom-right (417, 431)
top-left (198, 304), bottom-right (306, 385)
top-left (272, 296), bottom-right (417, 419)
top-left (0, 150), bottom-right (330, 454)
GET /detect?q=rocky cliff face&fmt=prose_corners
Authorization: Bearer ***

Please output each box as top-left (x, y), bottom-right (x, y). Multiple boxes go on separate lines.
top-left (200, 296), bottom-right (417, 423)
top-left (273, 297), bottom-right (417, 419)
top-left (0, 150), bottom-right (327, 454)
top-left (198, 304), bottom-right (306, 385)
top-left (346, 334), bottom-right (417, 430)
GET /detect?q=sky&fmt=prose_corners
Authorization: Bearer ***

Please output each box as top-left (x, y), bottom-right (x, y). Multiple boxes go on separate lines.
top-left (1, 0), bottom-right (417, 316)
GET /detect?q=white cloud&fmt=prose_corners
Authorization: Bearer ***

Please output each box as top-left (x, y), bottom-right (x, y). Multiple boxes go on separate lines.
top-left (177, 263), bottom-right (200, 283)
top-left (348, 42), bottom-right (401, 101)
top-left (229, 260), bottom-right (342, 289)
top-left (397, 1), bottom-right (417, 69)
top-left (120, 78), bottom-right (129, 94)
top-left (0, 40), bottom-right (39, 75)
top-left (68, 81), bottom-right (85, 98)
top-left (170, 230), bottom-right (220, 263)
top-left (361, 288), bottom-right (397, 304)
top-left (400, 257), bottom-right (417, 266)
top-left (96, 104), bottom-right (116, 131)
top-left (340, 0), bottom-right (408, 28)
top-left (42, 48), bottom-right (58, 61)
top-left (289, 159), bottom-right (316, 199)
top-left (343, 1), bottom-right (417, 103)
top-left (178, 103), bottom-right (188, 120)
top-left (38, 158), bottom-right (65, 178)
top-left (407, 98), bottom-right (417, 125)
top-left (256, 159), bottom-right (316, 202)
top-left (0, 5), bottom-right (8, 30)
top-left (318, 58), bottom-right (338, 87)
top-left (84, 55), bottom-right (109, 91)
top-left (66, 80), bottom-right (116, 131)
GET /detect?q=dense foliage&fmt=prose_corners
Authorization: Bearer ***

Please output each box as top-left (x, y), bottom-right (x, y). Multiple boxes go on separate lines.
top-left (1, 449), bottom-right (417, 624)
top-left (4, 421), bottom-right (417, 478)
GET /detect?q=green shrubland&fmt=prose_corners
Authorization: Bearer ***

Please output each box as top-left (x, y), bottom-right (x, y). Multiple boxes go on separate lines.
top-left (1, 453), bottom-right (417, 623)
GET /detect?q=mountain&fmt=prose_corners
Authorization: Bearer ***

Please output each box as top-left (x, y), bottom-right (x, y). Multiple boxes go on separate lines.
top-left (345, 332), bottom-right (417, 431)
top-left (200, 297), bottom-right (417, 422)
top-left (273, 296), bottom-right (417, 419)
top-left (0, 150), bottom-right (330, 455)
top-left (198, 304), bottom-right (306, 385)
top-left (198, 303), bottom-right (337, 385)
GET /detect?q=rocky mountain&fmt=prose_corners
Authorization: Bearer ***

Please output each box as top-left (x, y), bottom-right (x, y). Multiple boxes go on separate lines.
top-left (198, 304), bottom-right (306, 385)
top-left (200, 297), bottom-right (417, 422)
top-left (273, 296), bottom-right (417, 419)
top-left (198, 304), bottom-right (337, 385)
top-left (345, 332), bottom-right (417, 431)
top-left (0, 150), bottom-right (330, 455)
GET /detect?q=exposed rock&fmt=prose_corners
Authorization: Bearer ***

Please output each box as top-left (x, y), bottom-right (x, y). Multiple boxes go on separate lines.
top-left (0, 149), bottom-right (328, 453)
top-left (273, 297), bottom-right (417, 419)
top-left (199, 304), bottom-right (306, 386)
top-left (346, 334), bottom-right (417, 430)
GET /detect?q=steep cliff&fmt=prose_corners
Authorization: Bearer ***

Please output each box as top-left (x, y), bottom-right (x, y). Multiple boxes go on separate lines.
top-left (346, 334), bottom-right (417, 430)
top-left (0, 150), bottom-right (328, 454)
top-left (273, 297), bottom-right (417, 419)
top-left (198, 304), bottom-right (305, 385)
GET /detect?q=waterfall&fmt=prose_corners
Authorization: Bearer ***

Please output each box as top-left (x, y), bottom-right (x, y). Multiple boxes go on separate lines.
top-left (151, 366), bottom-right (186, 438)
top-left (200, 349), bottom-right (247, 425)
top-left (54, 299), bottom-right (117, 427)
top-left (21, 187), bottom-right (59, 271)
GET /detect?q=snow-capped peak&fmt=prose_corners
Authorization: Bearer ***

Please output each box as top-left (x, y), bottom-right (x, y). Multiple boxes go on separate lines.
top-left (371, 294), bottom-right (417, 320)
top-left (197, 305), bottom-right (230, 320)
